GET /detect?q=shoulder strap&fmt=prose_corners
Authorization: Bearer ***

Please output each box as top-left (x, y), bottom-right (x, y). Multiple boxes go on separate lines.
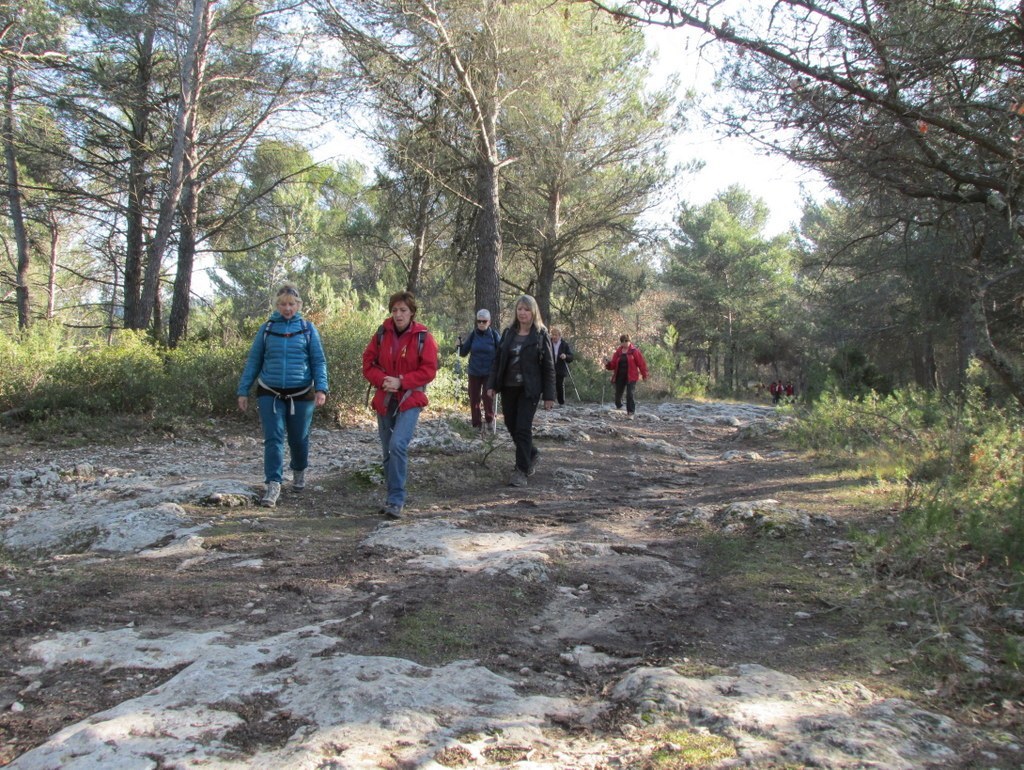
top-left (264, 319), bottom-right (311, 341)
top-left (376, 324), bottom-right (426, 355)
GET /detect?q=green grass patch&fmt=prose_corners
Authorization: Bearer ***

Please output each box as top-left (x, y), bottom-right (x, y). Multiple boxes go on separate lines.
top-left (640, 729), bottom-right (737, 768)
top-left (384, 607), bottom-right (476, 662)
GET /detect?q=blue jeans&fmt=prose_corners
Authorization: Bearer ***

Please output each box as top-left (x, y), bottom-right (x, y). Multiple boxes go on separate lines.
top-left (258, 395), bottom-right (315, 483)
top-left (377, 407), bottom-right (422, 508)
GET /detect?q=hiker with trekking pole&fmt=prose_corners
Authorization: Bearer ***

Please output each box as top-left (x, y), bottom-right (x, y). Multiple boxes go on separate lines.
top-left (457, 308), bottom-right (501, 436)
top-left (549, 327), bottom-right (576, 405)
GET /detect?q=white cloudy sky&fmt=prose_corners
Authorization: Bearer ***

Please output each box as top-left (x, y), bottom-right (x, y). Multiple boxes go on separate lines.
top-left (644, 25), bottom-right (832, 236)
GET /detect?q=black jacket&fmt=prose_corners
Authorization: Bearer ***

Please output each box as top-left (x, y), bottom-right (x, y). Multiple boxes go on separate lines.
top-left (552, 338), bottom-right (574, 376)
top-left (488, 326), bottom-right (557, 402)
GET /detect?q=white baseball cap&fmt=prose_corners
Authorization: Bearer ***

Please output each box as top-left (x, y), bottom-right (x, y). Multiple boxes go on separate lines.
top-left (476, 309), bottom-right (491, 321)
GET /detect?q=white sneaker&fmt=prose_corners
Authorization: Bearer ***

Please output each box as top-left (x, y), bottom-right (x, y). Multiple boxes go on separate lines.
top-left (260, 481), bottom-right (281, 507)
top-left (292, 469), bottom-right (305, 492)
top-left (508, 469), bottom-right (528, 488)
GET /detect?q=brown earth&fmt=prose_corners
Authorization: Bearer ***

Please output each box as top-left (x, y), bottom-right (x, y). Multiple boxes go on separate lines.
top-left (0, 404), bottom-right (1020, 767)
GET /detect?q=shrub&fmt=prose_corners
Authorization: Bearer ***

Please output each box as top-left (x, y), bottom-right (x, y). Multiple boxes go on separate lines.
top-left (789, 378), bottom-right (1024, 568)
top-left (0, 322), bottom-right (67, 412)
top-left (32, 332), bottom-right (165, 416)
top-left (162, 338), bottom-right (248, 415)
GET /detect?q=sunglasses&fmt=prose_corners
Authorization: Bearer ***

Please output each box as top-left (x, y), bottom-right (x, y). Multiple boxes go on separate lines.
top-left (476, 319), bottom-right (489, 324)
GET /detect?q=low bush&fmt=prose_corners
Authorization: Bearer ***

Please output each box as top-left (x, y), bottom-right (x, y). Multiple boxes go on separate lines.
top-left (787, 379), bottom-right (1024, 569)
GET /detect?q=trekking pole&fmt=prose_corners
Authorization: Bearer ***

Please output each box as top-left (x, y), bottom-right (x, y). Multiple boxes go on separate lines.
top-left (565, 364), bottom-right (582, 402)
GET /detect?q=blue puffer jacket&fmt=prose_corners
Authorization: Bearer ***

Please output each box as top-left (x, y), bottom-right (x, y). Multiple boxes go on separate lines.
top-left (236, 312), bottom-right (328, 396)
top-left (457, 326), bottom-right (501, 377)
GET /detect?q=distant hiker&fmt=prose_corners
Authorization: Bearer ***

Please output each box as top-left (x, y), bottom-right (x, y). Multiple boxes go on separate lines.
top-left (237, 282), bottom-right (329, 508)
top-left (362, 291), bottom-right (439, 519)
top-left (549, 327), bottom-right (575, 406)
top-left (487, 294), bottom-right (556, 488)
top-left (785, 381), bottom-right (795, 402)
top-left (769, 380), bottom-right (779, 404)
top-left (604, 334), bottom-right (648, 417)
top-left (457, 308), bottom-right (501, 435)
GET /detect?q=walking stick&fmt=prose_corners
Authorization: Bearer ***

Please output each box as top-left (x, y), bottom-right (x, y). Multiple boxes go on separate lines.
top-left (565, 363), bottom-right (582, 402)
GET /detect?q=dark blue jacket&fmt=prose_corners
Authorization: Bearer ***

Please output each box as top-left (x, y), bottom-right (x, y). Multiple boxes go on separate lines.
top-left (457, 326), bottom-right (502, 377)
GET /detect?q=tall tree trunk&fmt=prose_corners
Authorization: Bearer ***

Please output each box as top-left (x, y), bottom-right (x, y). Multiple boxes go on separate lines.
top-left (912, 330), bottom-right (938, 389)
top-left (406, 175), bottom-right (432, 295)
top-left (123, 23), bottom-right (156, 329)
top-left (966, 271), bottom-right (1024, 407)
top-left (168, 155), bottom-right (198, 348)
top-left (46, 211), bottom-right (58, 320)
top-left (3, 65), bottom-right (31, 329)
top-left (474, 153), bottom-right (501, 324)
top-left (138, 0), bottom-right (213, 329)
top-left (535, 186), bottom-right (560, 323)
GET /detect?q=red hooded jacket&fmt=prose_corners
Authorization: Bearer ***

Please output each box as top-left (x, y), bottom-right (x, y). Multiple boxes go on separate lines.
top-left (605, 344), bottom-right (649, 384)
top-left (362, 318), bottom-right (439, 415)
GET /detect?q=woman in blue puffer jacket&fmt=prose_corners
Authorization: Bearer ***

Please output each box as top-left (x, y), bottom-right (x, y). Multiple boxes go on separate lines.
top-left (237, 282), bottom-right (328, 507)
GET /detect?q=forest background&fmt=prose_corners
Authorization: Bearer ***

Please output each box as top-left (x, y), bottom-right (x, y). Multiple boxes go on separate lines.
top-left (0, 0), bottom-right (1023, 612)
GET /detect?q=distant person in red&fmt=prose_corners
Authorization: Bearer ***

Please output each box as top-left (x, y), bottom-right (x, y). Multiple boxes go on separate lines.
top-left (604, 334), bottom-right (649, 417)
top-left (785, 381), bottom-right (795, 402)
top-left (769, 380), bottom-right (780, 405)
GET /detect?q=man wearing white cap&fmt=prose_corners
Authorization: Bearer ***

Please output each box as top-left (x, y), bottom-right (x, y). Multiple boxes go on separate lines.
top-left (457, 308), bottom-right (501, 435)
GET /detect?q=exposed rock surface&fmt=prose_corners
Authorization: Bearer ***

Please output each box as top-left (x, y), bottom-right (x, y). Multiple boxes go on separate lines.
top-left (0, 400), bottom-right (1017, 768)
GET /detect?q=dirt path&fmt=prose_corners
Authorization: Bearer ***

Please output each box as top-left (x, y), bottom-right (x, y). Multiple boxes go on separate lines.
top-left (0, 401), bottom-right (1019, 768)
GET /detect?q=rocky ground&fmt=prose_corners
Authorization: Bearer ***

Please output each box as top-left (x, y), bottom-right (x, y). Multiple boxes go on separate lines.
top-left (0, 399), bottom-right (1021, 769)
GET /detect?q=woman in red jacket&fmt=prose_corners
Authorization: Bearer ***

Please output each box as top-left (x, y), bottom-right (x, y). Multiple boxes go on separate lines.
top-left (362, 291), bottom-right (439, 518)
top-left (604, 334), bottom-right (649, 417)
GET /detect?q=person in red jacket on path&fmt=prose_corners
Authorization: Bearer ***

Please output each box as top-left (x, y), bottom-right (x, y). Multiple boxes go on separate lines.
top-left (604, 334), bottom-right (649, 417)
top-left (362, 291), bottom-right (438, 519)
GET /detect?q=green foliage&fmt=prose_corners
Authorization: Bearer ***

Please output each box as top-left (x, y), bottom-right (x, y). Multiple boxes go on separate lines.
top-left (0, 322), bottom-right (66, 411)
top-left (31, 332), bottom-right (165, 416)
top-left (663, 186), bottom-right (801, 392)
top-left (788, 375), bottom-right (1024, 568)
top-left (642, 342), bottom-right (710, 399)
top-left (828, 346), bottom-right (894, 399)
top-left (162, 339), bottom-right (248, 415)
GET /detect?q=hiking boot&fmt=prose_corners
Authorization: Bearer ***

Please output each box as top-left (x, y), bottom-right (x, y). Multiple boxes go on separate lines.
top-left (527, 450), bottom-right (539, 477)
top-left (383, 503), bottom-right (403, 519)
top-left (260, 481), bottom-right (281, 508)
top-left (292, 469), bottom-right (306, 492)
top-left (508, 469), bottom-right (528, 488)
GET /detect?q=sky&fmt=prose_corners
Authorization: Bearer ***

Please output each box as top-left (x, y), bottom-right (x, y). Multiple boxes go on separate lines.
top-left (644, 26), bottom-right (832, 236)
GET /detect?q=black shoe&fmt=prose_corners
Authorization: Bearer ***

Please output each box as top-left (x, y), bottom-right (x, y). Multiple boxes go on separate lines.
top-left (383, 503), bottom-right (403, 519)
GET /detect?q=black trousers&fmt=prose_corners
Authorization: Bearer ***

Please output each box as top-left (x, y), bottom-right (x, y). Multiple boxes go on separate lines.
top-left (614, 378), bottom-right (636, 414)
top-left (500, 386), bottom-right (540, 472)
top-left (555, 374), bottom-right (566, 405)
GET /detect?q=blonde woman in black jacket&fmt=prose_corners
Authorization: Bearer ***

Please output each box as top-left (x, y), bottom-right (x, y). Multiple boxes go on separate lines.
top-left (487, 295), bottom-right (556, 487)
